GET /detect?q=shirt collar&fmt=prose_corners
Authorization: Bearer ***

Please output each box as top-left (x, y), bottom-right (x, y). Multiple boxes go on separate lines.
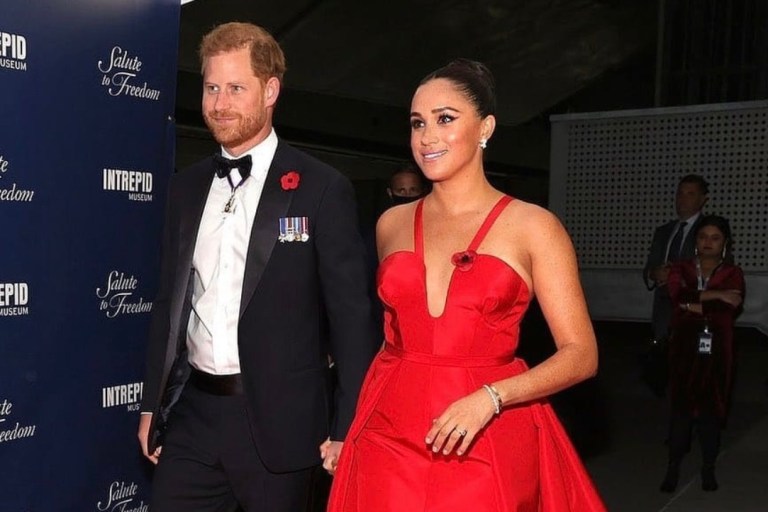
top-left (680, 211), bottom-right (702, 225)
top-left (220, 128), bottom-right (278, 181)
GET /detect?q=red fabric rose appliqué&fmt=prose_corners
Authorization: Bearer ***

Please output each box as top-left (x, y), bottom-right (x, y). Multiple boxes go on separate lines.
top-left (451, 250), bottom-right (477, 272)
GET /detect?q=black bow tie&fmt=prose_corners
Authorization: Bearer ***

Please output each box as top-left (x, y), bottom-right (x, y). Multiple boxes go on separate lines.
top-left (213, 154), bottom-right (252, 179)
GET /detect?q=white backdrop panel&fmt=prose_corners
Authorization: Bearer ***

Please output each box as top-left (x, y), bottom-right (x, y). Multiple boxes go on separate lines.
top-left (550, 101), bottom-right (768, 334)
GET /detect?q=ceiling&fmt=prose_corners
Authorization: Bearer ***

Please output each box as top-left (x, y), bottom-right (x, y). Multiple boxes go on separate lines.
top-left (175, 0), bottom-right (659, 173)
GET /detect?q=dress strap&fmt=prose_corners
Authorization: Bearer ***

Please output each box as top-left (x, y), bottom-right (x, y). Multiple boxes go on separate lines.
top-left (467, 195), bottom-right (514, 251)
top-left (414, 198), bottom-right (425, 257)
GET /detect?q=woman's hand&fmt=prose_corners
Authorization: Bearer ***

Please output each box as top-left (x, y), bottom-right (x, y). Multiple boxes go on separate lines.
top-left (425, 389), bottom-right (496, 456)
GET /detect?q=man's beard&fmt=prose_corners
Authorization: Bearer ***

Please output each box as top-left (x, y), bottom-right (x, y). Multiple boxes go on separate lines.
top-left (204, 110), bottom-right (264, 149)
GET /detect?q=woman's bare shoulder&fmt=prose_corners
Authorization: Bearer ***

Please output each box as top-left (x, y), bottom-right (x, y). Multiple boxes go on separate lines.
top-left (376, 202), bottom-right (419, 253)
top-left (377, 202), bottom-right (417, 233)
top-left (502, 198), bottom-right (564, 237)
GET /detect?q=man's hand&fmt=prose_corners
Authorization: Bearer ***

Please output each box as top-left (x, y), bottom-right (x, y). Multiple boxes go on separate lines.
top-left (650, 264), bottom-right (671, 286)
top-left (138, 413), bottom-right (161, 465)
top-left (319, 438), bottom-right (344, 476)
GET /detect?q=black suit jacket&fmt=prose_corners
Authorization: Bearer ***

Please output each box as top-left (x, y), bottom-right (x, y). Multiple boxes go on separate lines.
top-left (643, 216), bottom-right (702, 340)
top-left (141, 140), bottom-right (377, 472)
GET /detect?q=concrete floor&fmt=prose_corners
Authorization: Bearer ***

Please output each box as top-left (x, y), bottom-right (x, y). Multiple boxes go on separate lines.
top-left (308, 319), bottom-right (768, 511)
top-left (564, 322), bottom-right (768, 512)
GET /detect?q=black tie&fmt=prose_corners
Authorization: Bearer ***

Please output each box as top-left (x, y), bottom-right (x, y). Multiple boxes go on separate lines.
top-left (213, 153), bottom-right (252, 179)
top-left (667, 221), bottom-right (688, 261)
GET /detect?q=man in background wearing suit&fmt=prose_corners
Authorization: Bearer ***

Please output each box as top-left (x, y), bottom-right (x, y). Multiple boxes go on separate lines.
top-left (137, 22), bottom-right (377, 511)
top-left (642, 174), bottom-right (709, 393)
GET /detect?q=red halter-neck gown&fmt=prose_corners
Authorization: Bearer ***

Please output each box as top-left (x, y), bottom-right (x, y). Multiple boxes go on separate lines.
top-left (328, 196), bottom-right (606, 511)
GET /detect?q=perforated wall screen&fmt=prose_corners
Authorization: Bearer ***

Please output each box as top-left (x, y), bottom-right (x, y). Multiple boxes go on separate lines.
top-left (553, 102), bottom-right (767, 272)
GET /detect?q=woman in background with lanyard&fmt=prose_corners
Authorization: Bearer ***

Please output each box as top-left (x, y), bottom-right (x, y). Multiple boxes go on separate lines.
top-left (660, 215), bottom-right (745, 493)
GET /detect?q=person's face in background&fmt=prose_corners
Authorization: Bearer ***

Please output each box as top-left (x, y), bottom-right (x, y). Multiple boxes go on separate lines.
top-left (675, 181), bottom-right (708, 219)
top-left (201, 47), bottom-right (280, 156)
top-left (387, 171), bottom-right (425, 205)
top-left (696, 225), bottom-right (726, 260)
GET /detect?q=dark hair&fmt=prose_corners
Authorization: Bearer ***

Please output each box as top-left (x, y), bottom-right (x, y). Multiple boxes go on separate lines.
top-left (696, 214), bottom-right (732, 242)
top-left (679, 174), bottom-right (709, 195)
top-left (696, 215), bottom-right (734, 262)
top-left (387, 163), bottom-right (430, 194)
top-left (389, 163), bottom-right (424, 188)
top-left (419, 58), bottom-right (496, 117)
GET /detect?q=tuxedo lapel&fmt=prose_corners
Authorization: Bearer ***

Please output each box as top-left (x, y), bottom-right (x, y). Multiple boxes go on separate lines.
top-left (240, 142), bottom-right (294, 317)
top-left (170, 160), bottom-right (214, 331)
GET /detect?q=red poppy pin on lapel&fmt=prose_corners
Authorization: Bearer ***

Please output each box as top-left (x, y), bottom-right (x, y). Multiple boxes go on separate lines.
top-left (281, 171), bottom-right (300, 191)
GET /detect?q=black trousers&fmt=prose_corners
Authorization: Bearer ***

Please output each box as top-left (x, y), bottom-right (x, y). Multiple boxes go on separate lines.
top-left (150, 384), bottom-right (314, 512)
top-left (667, 412), bottom-right (721, 466)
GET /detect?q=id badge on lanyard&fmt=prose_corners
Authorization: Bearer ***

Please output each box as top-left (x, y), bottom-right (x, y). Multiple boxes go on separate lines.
top-left (695, 258), bottom-right (717, 356)
top-left (698, 327), bottom-right (713, 355)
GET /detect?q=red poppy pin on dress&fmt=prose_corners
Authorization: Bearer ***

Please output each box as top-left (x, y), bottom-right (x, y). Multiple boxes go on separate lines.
top-left (451, 250), bottom-right (477, 272)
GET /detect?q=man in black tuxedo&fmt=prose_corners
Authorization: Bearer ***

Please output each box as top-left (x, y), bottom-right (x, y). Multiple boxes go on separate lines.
top-left (137, 22), bottom-right (377, 511)
top-left (642, 174), bottom-right (708, 393)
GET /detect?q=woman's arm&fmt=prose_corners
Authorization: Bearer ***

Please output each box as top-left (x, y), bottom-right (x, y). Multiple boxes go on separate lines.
top-left (668, 263), bottom-right (703, 314)
top-left (491, 205), bottom-right (597, 407)
top-left (672, 266), bottom-right (745, 315)
top-left (426, 204), bottom-right (599, 456)
top-left (700, 266), bottom-right (745, 314)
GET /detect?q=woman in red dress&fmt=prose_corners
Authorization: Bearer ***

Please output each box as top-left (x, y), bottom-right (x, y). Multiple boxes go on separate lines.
top-left (325, 59), bottom-right (605, 511)
top-left (660, 215), bottom-right (745, 492)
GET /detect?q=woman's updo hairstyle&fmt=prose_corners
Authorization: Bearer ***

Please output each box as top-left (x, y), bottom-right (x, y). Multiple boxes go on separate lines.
top-left (420, 58), bottom-right (496, 118)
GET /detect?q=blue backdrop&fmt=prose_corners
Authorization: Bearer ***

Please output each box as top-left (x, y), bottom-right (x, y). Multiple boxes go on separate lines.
top-left (1, 1), bottom-right (179, 509)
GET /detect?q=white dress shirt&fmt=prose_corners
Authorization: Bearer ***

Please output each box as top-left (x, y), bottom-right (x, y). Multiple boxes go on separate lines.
top-left (186, 129), bottom-right (278, 375)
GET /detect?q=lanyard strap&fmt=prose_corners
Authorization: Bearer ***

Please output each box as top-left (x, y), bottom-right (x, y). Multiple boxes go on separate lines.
top-left (695, 257), bottom-right (722, 291)
top-left (223, 174), bottom-right (249, 213)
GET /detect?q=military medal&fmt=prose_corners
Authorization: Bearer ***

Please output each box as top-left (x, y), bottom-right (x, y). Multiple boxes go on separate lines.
top-left (279, 216), bottom-right (310, 242)
top-left (299, 216), bottom-right (309, 241)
